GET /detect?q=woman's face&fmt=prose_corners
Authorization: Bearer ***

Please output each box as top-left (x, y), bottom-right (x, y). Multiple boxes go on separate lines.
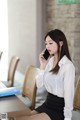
top-left (45, 36), bottom-right (58, 55)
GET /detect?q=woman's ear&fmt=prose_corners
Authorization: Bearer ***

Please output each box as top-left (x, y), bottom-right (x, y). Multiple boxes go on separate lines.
top-left (59, 41), bottom-right (63, 47)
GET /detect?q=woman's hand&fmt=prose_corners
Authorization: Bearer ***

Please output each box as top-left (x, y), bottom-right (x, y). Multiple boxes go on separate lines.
top-left (39, 50), bottom-right (50, 70)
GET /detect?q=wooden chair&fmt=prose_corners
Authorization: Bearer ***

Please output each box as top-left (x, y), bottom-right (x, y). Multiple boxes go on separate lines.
top-left (17, 65), bottom-right (39, 110)
top-left (72, 76), bottom-right (80, 120)
top-left (0, 51), bottom-right (3, 60)
top-left (2, 56), bottom-right (20, 87)
top-left (73, 76), bottom-right (80, 110)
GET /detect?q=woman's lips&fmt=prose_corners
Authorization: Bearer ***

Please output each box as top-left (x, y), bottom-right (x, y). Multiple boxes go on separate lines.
top-left (48, 50), bottom-right (51, 52)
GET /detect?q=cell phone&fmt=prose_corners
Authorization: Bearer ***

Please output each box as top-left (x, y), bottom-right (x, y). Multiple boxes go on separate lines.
top-left (43, 49), bottom-right (50, 60)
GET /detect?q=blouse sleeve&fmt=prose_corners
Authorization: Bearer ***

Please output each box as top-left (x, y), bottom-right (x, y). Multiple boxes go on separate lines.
top-left (63, 63), bottom-right (75, 120)
top-left (36, 69), bottom-right (45, 88)
top-left (36, 57), bottom-right (53, 88)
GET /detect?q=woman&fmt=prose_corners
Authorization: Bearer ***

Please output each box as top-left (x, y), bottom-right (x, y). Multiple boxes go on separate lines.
top-left (16, 29), bottom-right (75, 120)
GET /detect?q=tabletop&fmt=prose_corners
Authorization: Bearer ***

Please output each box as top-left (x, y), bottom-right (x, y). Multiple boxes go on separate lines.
top-left (0, 81), bottom-right (31, 117)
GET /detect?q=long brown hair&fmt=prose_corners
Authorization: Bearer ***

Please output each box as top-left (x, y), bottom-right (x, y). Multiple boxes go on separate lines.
top-left (44, 29), bottom-right (71, 73)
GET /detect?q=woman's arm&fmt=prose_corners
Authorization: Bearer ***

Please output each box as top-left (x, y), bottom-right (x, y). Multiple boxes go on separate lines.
top-left (36, 69), bottom-right (45, 88)
top-left (64, 63), bottom-right (75, 120)
top-left (36, 51), bottom-right (51, 88)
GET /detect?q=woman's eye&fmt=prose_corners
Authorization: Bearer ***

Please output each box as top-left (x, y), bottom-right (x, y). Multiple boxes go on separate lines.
top-left (45, 43), bottom-right (53, 45)
top-left (49, 43), bottom-right (53, 44)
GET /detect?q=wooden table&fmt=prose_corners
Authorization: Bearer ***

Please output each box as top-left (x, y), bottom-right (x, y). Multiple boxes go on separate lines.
top-left (0, 81), bottom-right (31, 117)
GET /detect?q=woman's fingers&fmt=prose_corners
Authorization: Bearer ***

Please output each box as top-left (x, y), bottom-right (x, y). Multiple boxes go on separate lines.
top-left (39, 49), bottom-right (46, 59)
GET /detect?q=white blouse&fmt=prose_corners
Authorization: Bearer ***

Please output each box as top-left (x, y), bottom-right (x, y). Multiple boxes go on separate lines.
top-left (36, 55), bottom-right (75, 120)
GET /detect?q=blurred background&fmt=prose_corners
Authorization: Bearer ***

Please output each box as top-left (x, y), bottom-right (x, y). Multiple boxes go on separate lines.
top-left (0, 0), bottom-right (80, 83)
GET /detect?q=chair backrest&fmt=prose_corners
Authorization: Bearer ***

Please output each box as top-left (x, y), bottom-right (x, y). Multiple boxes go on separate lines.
top-left (0, 51), bottom-right (3, 60)
top-left (73, 76), bottom-right (80, 110)
top-left (7, 56), bottom-right (20, 86)
top-left (22, 65), bottom-right (39, 110)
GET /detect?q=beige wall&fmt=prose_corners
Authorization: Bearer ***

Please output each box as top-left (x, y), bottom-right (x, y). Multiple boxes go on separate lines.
top-left (7, 0), bottom-right (80, 81)
top-left (7, 0), bottom-right (47, 73)
top-left (46, 0), bottom-right (80, 82)
top-left (7, 0), bottom-right (37, 73)
top-left (7, 0), bottom-right (46, 73)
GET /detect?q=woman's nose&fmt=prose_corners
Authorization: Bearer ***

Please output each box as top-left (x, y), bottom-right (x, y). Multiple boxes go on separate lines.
top-left (46, 45), bottom-right (50, 49)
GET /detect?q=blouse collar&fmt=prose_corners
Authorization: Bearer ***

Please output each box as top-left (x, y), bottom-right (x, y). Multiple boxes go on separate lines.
top-left (58, 55), bottom-right (68, 67)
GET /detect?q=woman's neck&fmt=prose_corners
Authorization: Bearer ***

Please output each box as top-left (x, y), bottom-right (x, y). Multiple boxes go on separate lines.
top-left (53, 54), bottom-right (59, 67)
top-left (54, 54), bottom-right (58, 62)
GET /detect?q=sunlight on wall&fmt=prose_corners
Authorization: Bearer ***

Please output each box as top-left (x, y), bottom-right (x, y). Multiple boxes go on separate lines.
top-left (0, 0), bottom-right (8, 69)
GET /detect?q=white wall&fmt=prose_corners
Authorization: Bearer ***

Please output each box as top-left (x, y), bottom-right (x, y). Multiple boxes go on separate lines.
top-left (7, 0), bottom-right (37, 73)
top-left (7, 0), bottom-right (46, 73)
top-left (0, 0), bottom-right (8, 69)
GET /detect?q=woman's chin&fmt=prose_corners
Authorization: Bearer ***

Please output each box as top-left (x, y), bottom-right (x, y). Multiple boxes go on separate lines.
top-left (50, 54), bottom-right (54, 56)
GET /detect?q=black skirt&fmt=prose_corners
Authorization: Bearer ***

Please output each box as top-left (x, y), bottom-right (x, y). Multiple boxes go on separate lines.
top-left (35, 92), bottom-right (64, 120)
